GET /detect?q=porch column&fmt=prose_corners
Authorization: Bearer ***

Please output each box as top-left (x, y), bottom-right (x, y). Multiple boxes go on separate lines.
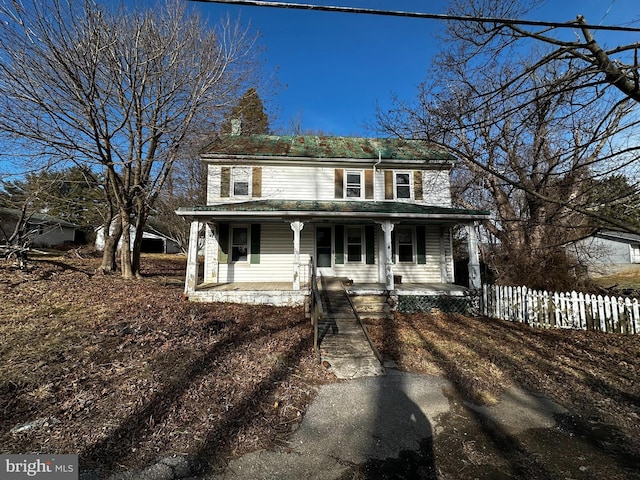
top-left (203, 222), bottom-right (219, 284)
top-left (466, 222), bottom-right (481, 289)
top-left (381, 220), bottom-right (395, 291)
top-left (185, 220), bottom-right (201, 294)
top-left (291, 220), bottom-right (304, 290)
top-left (439, 227), bottom-right (449, 283)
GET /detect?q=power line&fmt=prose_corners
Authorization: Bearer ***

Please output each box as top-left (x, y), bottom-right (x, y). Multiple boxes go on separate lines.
top-left (188, 0), bottom-right (640, 32)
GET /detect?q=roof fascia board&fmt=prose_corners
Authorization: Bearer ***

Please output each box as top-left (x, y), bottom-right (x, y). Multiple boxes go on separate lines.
top-left (596, 231), bottom-right (640, 243)
top-left (176, 209), bottom-right (489, 222)
top-left (200, 153), bottom-right (455, 169)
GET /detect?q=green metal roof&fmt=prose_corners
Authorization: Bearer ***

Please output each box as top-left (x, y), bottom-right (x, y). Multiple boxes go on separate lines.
top-left (201, 135), bottom-right (455, 162)
top-left (177, 200), bottom-right (489, 219)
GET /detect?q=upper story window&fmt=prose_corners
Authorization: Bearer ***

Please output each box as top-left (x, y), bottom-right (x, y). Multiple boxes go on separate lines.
top-left (346, 171), bottom-right (362, 198)
top-left (385, 170), bottom-right (420, 201)
top-left (335, 169), bottom-right (373, 200)
top-left (395, 172), bottom-right (411, 199)
top-left (220, 166), bottom-right (262, 199)
top-left (232, 167), bottom-right (251, 196)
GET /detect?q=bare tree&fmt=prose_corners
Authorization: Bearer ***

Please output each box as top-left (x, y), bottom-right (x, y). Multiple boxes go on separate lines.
top-left (152, 137), bottom-right (209, 253)
top-left (434, 0), bottom-right (640, 233)
top-left (377, 0), bottom-right (640, 288)
top-left (0, 0), bottom-right (262, 278)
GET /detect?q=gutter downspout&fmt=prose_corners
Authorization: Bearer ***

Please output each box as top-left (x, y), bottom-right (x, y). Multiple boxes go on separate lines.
top-left (373, 150), bottom-right (382, 202)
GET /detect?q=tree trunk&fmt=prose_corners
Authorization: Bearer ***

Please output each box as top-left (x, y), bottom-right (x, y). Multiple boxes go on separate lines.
top-left (119, 212), bottom-right (134, 279)
top-left (100, 216), bottom-right (122, 273)
top-left (131, 205), bottom-right (148, 279)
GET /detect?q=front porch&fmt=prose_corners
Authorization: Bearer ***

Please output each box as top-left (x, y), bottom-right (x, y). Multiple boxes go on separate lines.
top-left (178, 201), bottom-right (488, 301)
top-left (184, 277), bottom-right (471, 310)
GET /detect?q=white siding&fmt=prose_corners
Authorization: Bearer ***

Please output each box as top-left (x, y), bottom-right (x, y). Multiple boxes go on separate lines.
top-left (371, 169), bottom-right (452, 205)
top-left (334, 264), bottom-right (380, 283)
top-left (218, 223), bottom-right (314, 283)
top-left (207, 165), bottom-right (221, 205)
top-left (211, 221), bottom-right (454, 285)
top-left (393, 226), bottom-right (443, 283)
top-left (206, 163), bottom-right (452, 205)
top-left (329, 224), bottom-right (445, 284)
top-left (261, 166), bottom-right (335, 200)
top-left (575, 236), bottom-right (631, 265)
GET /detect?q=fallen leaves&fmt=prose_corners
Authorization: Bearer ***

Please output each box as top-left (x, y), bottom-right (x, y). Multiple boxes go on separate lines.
top-left (364, 310), bottom-right (640, 457)
top-left (0, 254), bottom-right (333, 475)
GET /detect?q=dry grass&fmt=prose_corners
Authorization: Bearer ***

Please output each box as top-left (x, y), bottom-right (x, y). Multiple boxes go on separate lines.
top-left (593, 269), bottom-right (640, 297)
top-left (364, 311), bottom-right (640, 455)
top-left (0, 253), bottom-right (333, 477)
top-left (3, 253), bottom-right (640, 478)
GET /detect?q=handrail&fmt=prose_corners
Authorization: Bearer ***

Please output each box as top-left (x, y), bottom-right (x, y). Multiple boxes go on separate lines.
top-left (342, 282), bottom-right (384, 364)
top-left (308, 256), bottom-right (324, 361)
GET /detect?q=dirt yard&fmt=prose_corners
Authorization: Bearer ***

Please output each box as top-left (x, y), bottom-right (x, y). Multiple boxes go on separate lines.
top-left (363, 311), bottom-right (640, 479)
top-left (1, 253), bottom-right (639, 479)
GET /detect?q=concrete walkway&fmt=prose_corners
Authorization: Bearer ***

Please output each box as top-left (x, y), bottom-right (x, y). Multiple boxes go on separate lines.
top-left (316, 277), bottom-right (385, 379)
top-left (207, 370), bottom-right (452, 480)
top-left (100, 372), bottom-right (586, 480)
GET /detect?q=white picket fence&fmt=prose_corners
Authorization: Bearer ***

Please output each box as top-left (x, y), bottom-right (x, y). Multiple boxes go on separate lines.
top-left (482, 284), bottom-right (640, 334)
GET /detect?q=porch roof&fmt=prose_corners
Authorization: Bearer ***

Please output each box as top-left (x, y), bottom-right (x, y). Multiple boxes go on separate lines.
top-left (176, 200), bottom-right (489, 222)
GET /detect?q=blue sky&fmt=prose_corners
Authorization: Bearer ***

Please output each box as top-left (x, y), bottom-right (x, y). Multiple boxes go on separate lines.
top-left (183, 0), bottom-right (640, 136)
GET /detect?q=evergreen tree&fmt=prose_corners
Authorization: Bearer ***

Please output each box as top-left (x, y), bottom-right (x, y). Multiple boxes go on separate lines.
top-left (221, 88), bottom-right (269, 135)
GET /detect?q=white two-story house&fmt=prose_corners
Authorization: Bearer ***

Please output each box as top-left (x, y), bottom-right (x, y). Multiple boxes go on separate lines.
top-left (177, 135), bottom-right (489, 306)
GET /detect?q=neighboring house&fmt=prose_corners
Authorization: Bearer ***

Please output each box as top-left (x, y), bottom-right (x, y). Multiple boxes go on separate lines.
top-left (573, 230), bottom-right (640, 276)
top-left (0, 208), bottom-right (77, 247)
top-left (95, 223), bottom-right (180, 254)
top-left (177, 135), bottom-right (489, 305)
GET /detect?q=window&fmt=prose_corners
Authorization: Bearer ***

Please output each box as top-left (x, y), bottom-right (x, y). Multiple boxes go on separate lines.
top-left (232, 167), bottom-right (250, 196)
top-left (346, 227), bottom-right (363, 262)
top-left (231, 227), bottom-right (248, 262)
top-left (631, 244), bottom-right (640, 263)
top-left (395, 172), bottom-right (411, 199)
top-left (346, 171), bottom-right (362, 198)
top-left (396, 227), bottom-right (414, 263)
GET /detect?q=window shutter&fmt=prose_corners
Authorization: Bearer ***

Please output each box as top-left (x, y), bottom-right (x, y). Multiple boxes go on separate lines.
top-left (414, 171), bottom-right (423, 200)
top-left (250, 224), bottom-right (261, 264)
top-left (365, 225), bottom-right (375, 264)
top-left (220, 167), bottom-right (230, 198)
top-left (252, 167), bottom-right (262, 198)
top-left (384, 171), bottom-right (394, 199)
top-left (416, 226), bottom-right (427, 264)
top-left (334, 169), bottom-right (344, 198)
top-left (218, 223), bottom-right (229, 263)
top-left (364, 170), bottom-right (374, 199)
top-left (335, 225), bottom-right (344, 264)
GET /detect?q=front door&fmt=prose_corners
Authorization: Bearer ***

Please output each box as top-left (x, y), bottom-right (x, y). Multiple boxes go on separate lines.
top-left (315, 226), bottom-right (334, 276)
